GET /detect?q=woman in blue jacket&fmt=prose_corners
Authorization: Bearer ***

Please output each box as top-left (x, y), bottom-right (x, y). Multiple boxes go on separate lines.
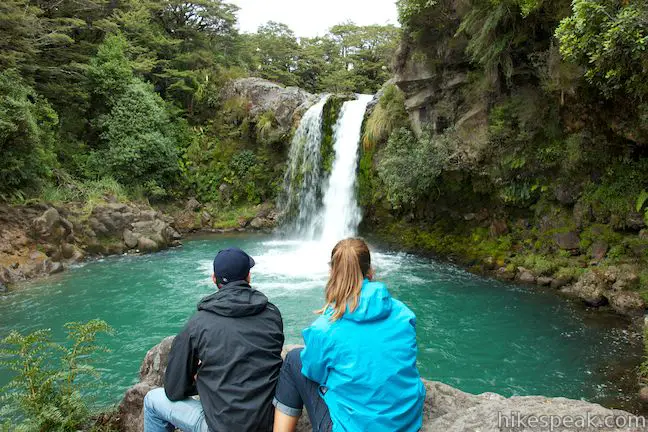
top-left (273, 238), bottom-right (426, 432)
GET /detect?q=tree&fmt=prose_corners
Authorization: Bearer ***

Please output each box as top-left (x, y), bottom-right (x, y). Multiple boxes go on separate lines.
top-left (86, 35), bottom-right (181, 194)
top-left (556, 0), bottom-right (648, 101)
top-left (0, 70), bottom-right (57, 198)
top-left (245, 21), bottom-right (300, 86)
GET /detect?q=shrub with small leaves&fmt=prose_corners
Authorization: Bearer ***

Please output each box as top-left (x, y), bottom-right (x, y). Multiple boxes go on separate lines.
top-left (377, 127), bottom-right (455, 208)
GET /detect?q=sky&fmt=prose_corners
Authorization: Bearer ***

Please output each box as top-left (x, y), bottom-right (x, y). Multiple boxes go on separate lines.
top-left (229, 0), bottom-right (399, 37)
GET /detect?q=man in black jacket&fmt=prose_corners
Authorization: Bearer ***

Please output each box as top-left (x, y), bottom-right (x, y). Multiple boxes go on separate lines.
top-left (144, 248), bottom-right (284, 432)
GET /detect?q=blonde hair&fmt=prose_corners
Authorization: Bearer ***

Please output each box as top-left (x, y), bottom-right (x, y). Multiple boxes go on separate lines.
top-left (317, 238), bottom-right (371, 321)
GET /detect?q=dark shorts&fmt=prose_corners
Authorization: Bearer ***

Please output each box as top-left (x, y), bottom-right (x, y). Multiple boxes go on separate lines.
top-left (273, 348), bottom-right (333, 432)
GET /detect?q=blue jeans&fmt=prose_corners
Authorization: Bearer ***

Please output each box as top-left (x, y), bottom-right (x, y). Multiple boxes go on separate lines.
top-left (143, 387), bottom-right (209, 432)
top-left (273, 348), bottom-right (333, 432)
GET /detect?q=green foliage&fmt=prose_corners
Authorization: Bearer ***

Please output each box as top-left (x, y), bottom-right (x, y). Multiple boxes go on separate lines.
top-left (244, 21), bottom-right (399, 94)
top-left (556, 0), bottom-right (648, 101)
top-left (0, 320), bottom-right (113, 431)
top-left (41, 177), bottom-right (127, 204)
top-left (637, 190), bottom-right (648, 225)
top-left (208, 204), bottom-right (258, 229)
top-left (86, 35), bottom-right (181, 195)
top-left (0, 70), bottom-right (57, 200)
top-left (363, 84), bottom-right (409, 149)
top-left (320, 97), bottom-right (346, 174)
top-left (641, 325), bottom-right (648, 382)
top-left (377, 128), bottom-right (455, 208)
top-left (511, 253), bottom-right (568, 276)
top-left (581, 159), bottom-right (648, 227)
top-left (87, 35), bottom-right (133, 103)
top-left (93, 79), bottom-right (181, 191)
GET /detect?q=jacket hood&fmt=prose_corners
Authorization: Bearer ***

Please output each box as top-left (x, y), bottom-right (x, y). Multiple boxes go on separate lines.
top-left (198, 281), bottom-right (268, 317)
top-left (343, 280), bottom-right (392, 322)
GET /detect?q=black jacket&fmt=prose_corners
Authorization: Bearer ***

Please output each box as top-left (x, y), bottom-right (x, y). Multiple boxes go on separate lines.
top-left (164, 281), bottom-right (284, 431)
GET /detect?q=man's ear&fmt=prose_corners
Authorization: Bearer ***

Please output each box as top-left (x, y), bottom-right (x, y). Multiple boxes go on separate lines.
top-left (212, 273), bottom-right (217, 285)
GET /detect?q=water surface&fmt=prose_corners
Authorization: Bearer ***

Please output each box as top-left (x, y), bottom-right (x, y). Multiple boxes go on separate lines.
top-left (0, 234), bottom-right (641, 412)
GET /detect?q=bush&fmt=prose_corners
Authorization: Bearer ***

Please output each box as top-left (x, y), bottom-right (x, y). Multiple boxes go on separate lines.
top-left (0, 320), bottom-right (113, 431)
top-left (377, 127), bottom-right (455, 208)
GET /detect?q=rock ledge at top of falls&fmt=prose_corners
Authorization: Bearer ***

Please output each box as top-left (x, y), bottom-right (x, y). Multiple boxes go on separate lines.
top-left (117, 338), bottom-right (645, 432)
top-left (221, 78), bottom-right (317, 134)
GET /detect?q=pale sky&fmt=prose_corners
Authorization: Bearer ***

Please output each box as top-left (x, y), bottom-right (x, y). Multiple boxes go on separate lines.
top-left (229, 0), bottom-right (399, 37)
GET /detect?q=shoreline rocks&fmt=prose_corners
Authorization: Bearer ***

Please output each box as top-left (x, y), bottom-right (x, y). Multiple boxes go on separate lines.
top-left (492, 264), bottom-right (646, 318)
top-left (0, 201), bottom-right (182, 287)
top-left (171, 199), bottom-right (279, 234)
top-left (117, 338), bottom-right (646, 432)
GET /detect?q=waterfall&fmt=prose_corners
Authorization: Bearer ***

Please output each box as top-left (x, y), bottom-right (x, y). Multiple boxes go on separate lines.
top-left (278, 95), bottom-right (330, 239)
top-left (319, 94), bottom-right (373, 244)
top-left (279, 94), bottom-right (372, 245)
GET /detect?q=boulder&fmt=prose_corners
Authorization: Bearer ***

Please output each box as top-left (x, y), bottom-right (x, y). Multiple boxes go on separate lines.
top-left (45, 260), bottom-right (64, 275)
top-left (554, 183), bottom-right (581, 205)
top-left (639, 385), bottom-right (648, 403)
top-left (60, 242), bottom-right (76, 260)
top-left (186, 198), bottom-right (202, 212)
top-left (516, 268), bottom-right (536, 284)
top-left (590, 240), bottom-right (609, 260)
top-left (496, 267), bottom-right (515, 281)
top-left (249, 217), bottom-right (274, 230)
top-left (626, 212), bottom-right (646, 231)
top-left (137, 237), bottom-right (159, 253)
top-left (489, 220), bottom-right (509, 238)
top-left (118, 336), bottom-right (175, 432)
top-left (607, 291), bottom-right (646, 316)
top-left (554, 231), bottom-right (581, 251)
top-left (536, 276), bottom-right (553, 286)
top-left (31, 207), bottom-right (73, 242)
top-left (550, 278), bottom-right (571, 289)
top-left (0, 266), bottom-right (16, 285)
top-left (120, 339), bottom-right (643, 432)
top-left (123, 229), bottom-right (139, 250)
top-left (561, 271), bottom-right (608, 306)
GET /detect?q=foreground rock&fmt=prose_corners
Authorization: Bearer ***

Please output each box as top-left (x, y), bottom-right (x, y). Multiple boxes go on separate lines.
top-left (0, 202), bottom-right (181, 286)
top-left (118, 339), bottom-right (644, 432)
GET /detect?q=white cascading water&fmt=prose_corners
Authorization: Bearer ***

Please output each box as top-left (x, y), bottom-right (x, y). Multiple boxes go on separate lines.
top-left (319, 94), bottom-right (373, 244)
top-left (278, 95), bottom-right (330, 239)
top-left (265, 94), bottom-right (373, 280)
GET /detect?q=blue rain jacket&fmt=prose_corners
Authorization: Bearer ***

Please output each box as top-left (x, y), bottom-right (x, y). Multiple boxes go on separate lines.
top-left (301, 279), bottom-right (426, 432)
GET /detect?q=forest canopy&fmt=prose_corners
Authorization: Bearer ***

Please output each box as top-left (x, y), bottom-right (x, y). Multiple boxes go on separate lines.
top-left (0, 0), bottom-right (399, 202)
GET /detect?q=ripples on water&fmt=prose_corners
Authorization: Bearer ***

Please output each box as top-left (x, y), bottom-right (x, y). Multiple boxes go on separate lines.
top-left (0, 234), bottom-right (642, 412)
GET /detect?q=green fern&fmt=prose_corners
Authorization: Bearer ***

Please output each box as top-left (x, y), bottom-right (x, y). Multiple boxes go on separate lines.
top-left (0, 320), bottom-right (113, 431)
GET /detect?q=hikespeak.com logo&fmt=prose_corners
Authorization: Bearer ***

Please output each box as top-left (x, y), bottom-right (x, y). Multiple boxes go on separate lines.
top-left (498, 411), bottom-right (647, 431)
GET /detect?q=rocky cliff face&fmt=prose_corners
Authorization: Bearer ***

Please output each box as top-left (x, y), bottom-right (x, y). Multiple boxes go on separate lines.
top-left (0, 202), bottom-right (181, 288)
top-left (222, 77), bottom-right (316, 145)
top-left (117, 338), bottom-right (644, 432)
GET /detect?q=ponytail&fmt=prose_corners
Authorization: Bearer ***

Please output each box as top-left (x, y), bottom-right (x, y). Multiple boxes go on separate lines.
top-left (317, 238), bottom-right (371, 321)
